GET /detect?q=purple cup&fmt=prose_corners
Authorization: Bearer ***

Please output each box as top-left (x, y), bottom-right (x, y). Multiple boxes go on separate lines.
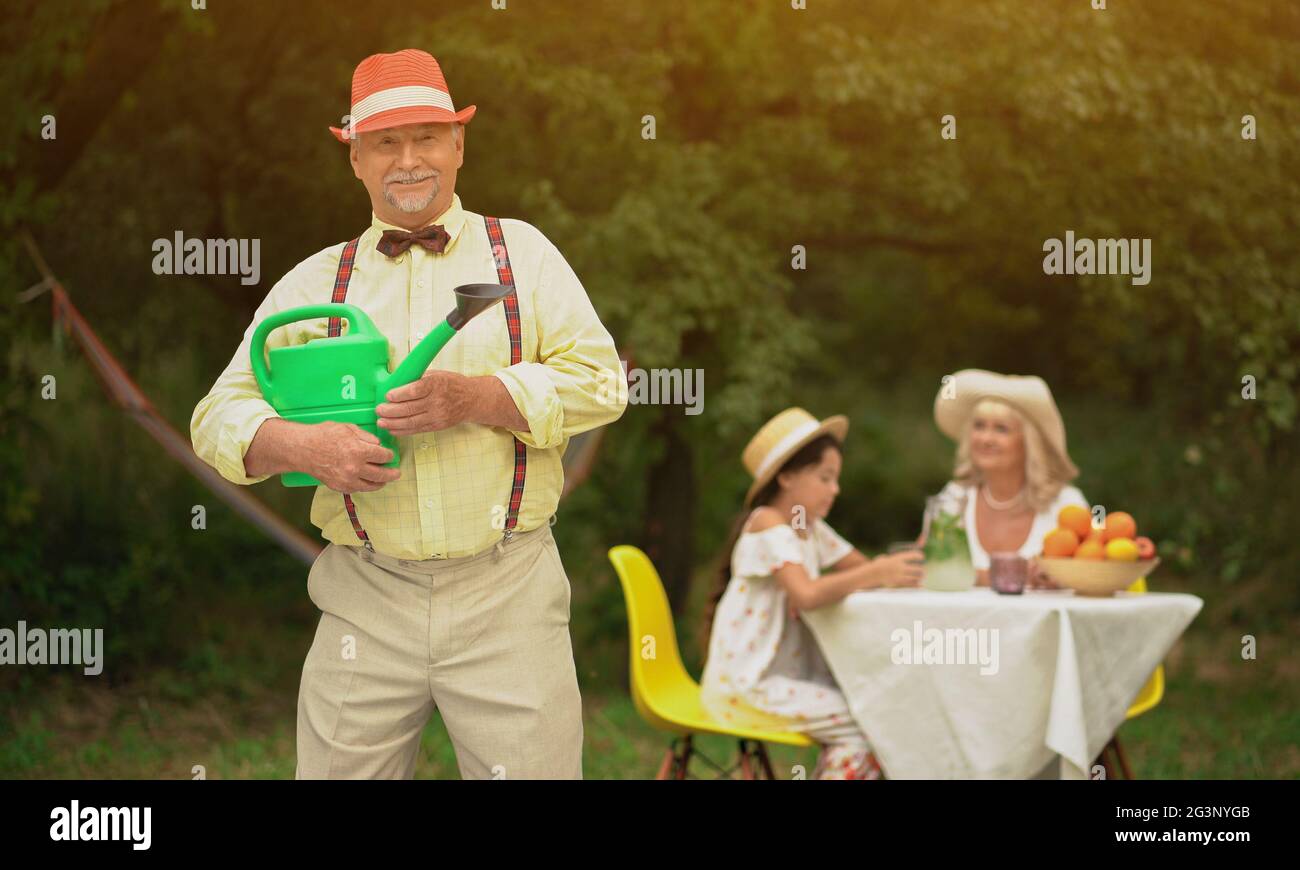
top-left (989, 552), bottom-right (1028, 595)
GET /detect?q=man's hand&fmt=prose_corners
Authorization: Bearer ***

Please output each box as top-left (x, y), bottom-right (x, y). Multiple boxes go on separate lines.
top-left (376, 371), bottom-right (529, 435)
top-left (376, 371), bottom-right (473, 437)
top-left (306, 421), bottom-right (400, 493)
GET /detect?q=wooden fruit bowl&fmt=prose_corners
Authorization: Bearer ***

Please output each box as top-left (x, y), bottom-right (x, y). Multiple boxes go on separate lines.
top-left (1036, 557), bottom-right (1161, 597)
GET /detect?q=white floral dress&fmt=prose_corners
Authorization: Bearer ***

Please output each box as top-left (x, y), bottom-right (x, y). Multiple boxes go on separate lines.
top-left (701, 513), bottom-right (878, 778)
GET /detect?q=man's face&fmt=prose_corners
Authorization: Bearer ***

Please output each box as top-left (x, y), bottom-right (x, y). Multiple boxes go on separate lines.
top-left (350, 122), bottom-right (464, 229)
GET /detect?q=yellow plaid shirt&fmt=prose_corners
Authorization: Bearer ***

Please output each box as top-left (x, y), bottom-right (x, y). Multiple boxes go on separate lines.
top-left (191, 194), bottom-right (626, 559)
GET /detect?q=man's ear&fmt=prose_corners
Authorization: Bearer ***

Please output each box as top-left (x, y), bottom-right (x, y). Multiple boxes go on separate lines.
top-left (454, 124), bottom-right (465, 169)
top-left (349, 139), bottom-right (362, 179)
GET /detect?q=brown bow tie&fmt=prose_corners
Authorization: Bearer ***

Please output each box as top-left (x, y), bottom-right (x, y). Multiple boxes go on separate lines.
top-left (376, 224), bottom-right (451, 258)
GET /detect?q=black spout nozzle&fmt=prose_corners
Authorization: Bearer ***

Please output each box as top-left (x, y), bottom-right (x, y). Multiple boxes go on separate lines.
top-left (446, 283), bottom-right (513, 330)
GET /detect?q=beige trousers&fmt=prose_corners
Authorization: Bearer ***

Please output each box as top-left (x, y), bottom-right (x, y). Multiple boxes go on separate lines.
top-left (295, 523), bottom-right (584, 779)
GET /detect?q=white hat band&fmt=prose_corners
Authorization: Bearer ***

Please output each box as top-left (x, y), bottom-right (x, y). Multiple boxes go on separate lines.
top-left (753, 419), bottom-right (822, 481)
top-left (351, 85), bottom-right (456, 126)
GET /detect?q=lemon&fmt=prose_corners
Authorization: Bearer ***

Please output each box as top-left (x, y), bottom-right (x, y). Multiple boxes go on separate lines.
top-left (1105, 538), bottom-right (1139, 561)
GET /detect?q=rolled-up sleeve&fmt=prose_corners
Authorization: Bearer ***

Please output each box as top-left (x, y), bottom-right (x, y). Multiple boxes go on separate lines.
top-left (190, 277), bottom-right (295, 486)
top-left (493, 239), bottom-right (627, 450)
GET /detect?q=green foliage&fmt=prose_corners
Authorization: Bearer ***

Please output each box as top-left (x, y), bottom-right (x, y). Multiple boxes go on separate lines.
top-left (1, 0), bottom-right (1297, 689)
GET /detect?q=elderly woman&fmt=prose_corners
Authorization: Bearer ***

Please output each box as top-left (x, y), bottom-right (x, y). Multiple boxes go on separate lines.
top-left (924, 370), bottom-right (1088, 587)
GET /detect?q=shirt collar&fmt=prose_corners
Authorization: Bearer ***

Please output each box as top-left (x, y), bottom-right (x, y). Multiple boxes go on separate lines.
top-left (369, 193), bottom-right (468, 252)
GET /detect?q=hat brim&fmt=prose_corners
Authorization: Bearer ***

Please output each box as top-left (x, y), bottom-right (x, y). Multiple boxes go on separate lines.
top-left (744, 415), bottom-right (849, 509)
top-left (330, 104), bottom-right (477, 143)
top-left (933, 370), bottom-right (1080, 480)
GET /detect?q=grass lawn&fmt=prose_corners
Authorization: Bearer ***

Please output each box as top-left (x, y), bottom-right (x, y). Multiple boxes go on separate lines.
top-left (2, 570), bottom-right (1296, 779)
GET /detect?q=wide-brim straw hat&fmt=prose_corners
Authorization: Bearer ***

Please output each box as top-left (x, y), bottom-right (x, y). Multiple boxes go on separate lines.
top-left (742, 408), bottom-right (849, 508)
top-left (329, 49), bottom-right (477, 143)
top-left (933, 369), bottom-right (1080, 480)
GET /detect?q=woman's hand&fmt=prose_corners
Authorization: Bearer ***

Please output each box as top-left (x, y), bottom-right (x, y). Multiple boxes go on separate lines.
top-left (869, 551), bottom-right (924, 588)
top-left (1026, 557), bottom-right (1060, 590)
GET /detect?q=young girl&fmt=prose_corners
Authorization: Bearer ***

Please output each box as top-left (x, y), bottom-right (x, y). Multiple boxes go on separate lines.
top-left (699, 407), bottom-right (923, 780)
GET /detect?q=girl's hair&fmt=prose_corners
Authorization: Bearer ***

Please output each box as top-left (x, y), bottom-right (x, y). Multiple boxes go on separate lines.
top-left (951, 399), bottom-right (1070, 513)
top-left (698, 434), bottom-right (842, 654)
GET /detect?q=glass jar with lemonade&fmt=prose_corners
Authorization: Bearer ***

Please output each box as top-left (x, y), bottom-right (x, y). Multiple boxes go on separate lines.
top-left (920, 494), bottom-right (976, 591)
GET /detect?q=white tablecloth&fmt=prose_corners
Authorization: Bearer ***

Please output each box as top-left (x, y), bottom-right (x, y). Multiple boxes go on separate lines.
top-left (800, 587), bottom-right (1203, 779)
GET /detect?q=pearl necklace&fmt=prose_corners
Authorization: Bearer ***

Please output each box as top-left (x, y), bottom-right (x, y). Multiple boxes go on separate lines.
top-left (981, 483), bottom-right (1026, 511)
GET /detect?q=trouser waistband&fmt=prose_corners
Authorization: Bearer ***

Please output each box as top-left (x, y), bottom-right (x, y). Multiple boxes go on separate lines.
top-left (348, 523), bottom-right (553, 575)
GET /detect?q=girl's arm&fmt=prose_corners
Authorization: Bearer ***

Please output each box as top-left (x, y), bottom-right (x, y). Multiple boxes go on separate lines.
top-left (744, 509), bottom-right (921, 610)
top-left (826, 549), bottom-right (870, 572)
top-left (774, 551), bottom-right (924, 610)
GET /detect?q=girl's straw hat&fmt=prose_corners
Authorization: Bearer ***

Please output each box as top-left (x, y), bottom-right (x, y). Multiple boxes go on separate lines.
top-left (741, 408), bottom-right (848, 508)
top-left (933, 369), bottom-right (1079, 480)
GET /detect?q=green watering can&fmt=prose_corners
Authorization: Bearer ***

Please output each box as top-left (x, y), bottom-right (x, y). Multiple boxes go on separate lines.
top-left (251, 283), bottom-right (513, 487)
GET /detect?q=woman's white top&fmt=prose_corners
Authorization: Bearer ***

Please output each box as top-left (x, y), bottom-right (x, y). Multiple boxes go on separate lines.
top-left (699, 514), bottom-right (858, 731)
top-left (931, 481), bottom-right (1089, 569)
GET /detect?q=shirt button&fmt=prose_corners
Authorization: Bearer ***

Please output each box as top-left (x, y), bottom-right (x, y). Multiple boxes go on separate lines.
top-left (413, 331), bottom-right (423, 341)
top-left (424, 498), bottom-right (434, 508)
top-left (417, 279), bottom-right (425, 288)
top-left (419, 442), bottom-right (429, 450)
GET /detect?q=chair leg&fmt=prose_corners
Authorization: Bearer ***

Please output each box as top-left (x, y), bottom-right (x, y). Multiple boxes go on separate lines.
top-left (1094, 736), bottom-right (1134, 780)
top-left (675, 735), bottom-right (693, 780)
top-left (655, 745), bottom-right (676, 780)
top-left (1110, 736), bottom-right (1135, 780)
top-left (659, 737), bottom-right (793, 781)
top-left (655, 736), bottom-right (696, 780)
top-left (738, 740), bottom-right (756, 780)
top-left (735, 739), bottom-right (781, 780)
top-left (754, 741), bottom-right (779, 780)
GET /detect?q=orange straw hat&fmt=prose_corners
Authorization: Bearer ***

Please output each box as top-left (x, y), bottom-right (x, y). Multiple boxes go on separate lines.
top-left (329, 49), bottom-right (477, 143)
top-left (741, 408), bottom-right (848, 508)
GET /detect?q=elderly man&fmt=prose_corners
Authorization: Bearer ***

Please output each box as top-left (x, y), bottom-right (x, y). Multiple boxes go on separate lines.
top-left (191, 49), bottom-right (626, 779)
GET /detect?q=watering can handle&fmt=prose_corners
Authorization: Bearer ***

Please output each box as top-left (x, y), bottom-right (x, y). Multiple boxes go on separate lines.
top-left (249, 303), bottom-right (377, 390)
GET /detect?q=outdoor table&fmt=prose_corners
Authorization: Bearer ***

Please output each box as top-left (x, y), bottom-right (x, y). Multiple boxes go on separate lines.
top-left (800, 586), bottom-right (1203, 779)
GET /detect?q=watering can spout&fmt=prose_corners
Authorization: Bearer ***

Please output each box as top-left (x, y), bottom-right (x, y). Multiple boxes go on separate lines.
top-left (385, 283), bottom-right (513, 391)
top-left (449, 283), bottom-right (514, 329)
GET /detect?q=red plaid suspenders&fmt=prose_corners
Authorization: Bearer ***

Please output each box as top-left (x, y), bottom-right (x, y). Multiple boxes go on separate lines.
top-left (324, 217), bottom-right (527, 552)
top-left (326, 238), bottom-right (373, 550)
top-left (484, 216), bottom-right (527, 540)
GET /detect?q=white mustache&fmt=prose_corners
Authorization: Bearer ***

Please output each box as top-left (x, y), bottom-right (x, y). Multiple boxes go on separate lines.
top-left (385, 170), bottom-right (437, 185)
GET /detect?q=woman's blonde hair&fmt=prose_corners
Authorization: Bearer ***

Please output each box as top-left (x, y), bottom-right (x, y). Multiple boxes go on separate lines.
top-left (952, 399), bottom-right (1068, 513)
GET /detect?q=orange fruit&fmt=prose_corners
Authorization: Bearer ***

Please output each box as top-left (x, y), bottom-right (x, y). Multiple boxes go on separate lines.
top-left (1103, 511), bottom-right (1137, 541)
top-left (1043, 528), bottom-right (1080, 557)
top-left (1057, 505), bottom-right (1092, 541)
top-left (1075, 539), bottom-right (1106, 560)
top-left (1105, 538), bottom-right (1139, 561)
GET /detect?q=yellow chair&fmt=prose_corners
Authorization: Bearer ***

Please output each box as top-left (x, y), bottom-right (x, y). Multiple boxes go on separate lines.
top-left (1098, 575), bottom-right (1165, 779)
top-left (607, 544), bottom-right (814, 779)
